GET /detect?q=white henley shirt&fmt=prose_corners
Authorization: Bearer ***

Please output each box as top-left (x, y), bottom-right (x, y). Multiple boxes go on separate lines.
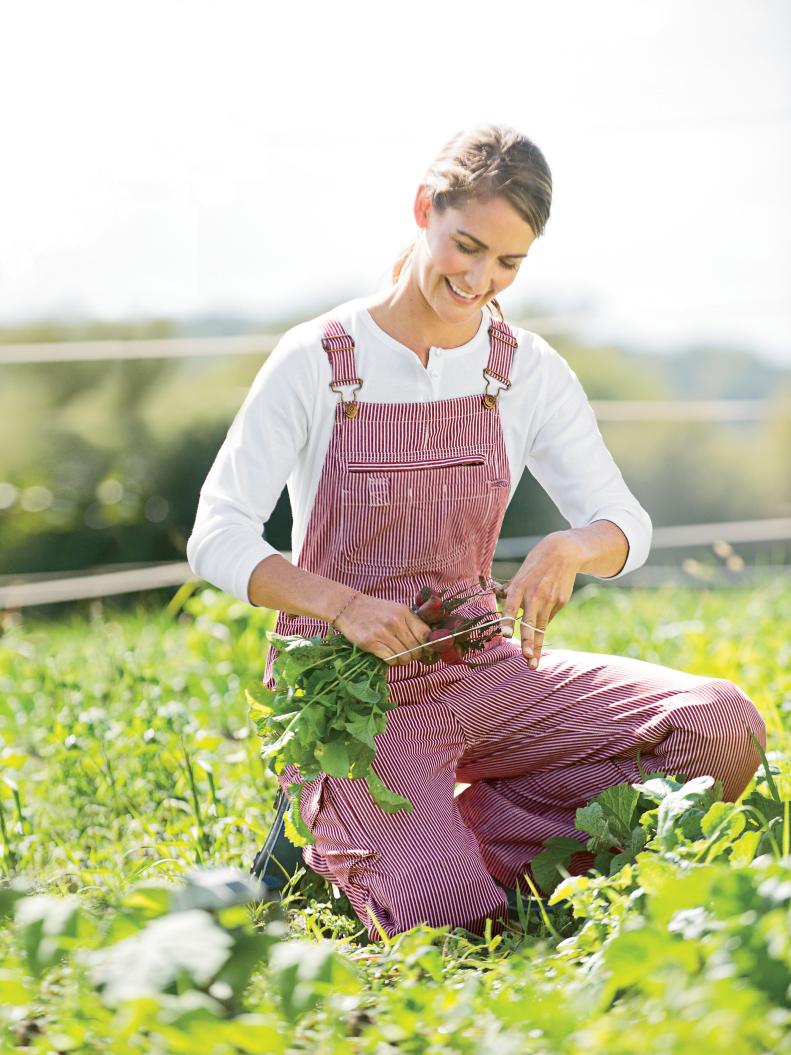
top-left (186, 297), bottom-right (652, 604)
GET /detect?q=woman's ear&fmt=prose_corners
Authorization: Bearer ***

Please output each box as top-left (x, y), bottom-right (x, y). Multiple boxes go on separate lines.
top-left (413, 183), bottom-right (431, 230)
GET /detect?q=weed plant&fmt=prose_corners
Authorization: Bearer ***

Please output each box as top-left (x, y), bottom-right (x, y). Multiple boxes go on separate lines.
top-left (0, 581), bottom-right (789, 1053)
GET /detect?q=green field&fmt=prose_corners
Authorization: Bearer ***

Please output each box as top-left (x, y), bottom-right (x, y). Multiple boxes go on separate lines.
top-left (0, 582), bottom-right (789, 1053)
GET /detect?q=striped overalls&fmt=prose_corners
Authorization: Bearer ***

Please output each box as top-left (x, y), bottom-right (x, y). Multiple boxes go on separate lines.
top-left (263, 314), bottom-right (767, 941)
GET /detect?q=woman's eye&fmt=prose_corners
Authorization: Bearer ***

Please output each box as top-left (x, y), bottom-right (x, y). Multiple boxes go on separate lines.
top-left (454, 241), bottom-right (518, 271)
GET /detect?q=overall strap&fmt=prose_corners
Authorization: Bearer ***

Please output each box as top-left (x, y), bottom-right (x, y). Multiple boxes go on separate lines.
top-left (482, 318), bottom-right (518, 410)
top-left (320, 319), bottom-right (363, 420)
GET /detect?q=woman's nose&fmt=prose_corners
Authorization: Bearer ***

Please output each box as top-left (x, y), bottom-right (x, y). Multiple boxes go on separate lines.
top-left (466, 261), bottom-right (495, 295)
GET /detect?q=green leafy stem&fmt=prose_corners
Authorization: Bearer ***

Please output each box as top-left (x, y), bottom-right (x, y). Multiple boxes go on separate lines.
top-left (246, 629), bottom-right (414, 847)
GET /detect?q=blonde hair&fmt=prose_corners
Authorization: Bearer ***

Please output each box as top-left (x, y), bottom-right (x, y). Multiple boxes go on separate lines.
top-left (392, 123), bottom-right (553, 320)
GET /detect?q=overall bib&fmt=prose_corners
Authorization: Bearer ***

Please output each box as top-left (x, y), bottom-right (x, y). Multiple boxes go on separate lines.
top-left (262, 314), bottom-right (766, 942)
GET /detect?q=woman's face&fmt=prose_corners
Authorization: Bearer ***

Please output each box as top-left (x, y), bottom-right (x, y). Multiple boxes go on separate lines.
top-left (412, 187), bottom-right (537, 318)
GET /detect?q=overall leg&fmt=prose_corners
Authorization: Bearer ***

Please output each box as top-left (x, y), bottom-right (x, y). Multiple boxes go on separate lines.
top-left (444, 645), bottom-right (767, 889)
top-left (296, 699), bottom-right (510, 942)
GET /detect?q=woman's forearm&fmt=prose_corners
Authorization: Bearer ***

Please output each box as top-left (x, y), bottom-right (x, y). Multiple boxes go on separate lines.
top-left (249, 519), bottom-right (631, 618)
top-left (560, 519), bottom-right (630, 578)
top-left (247, 553), bottom-right (356, 620)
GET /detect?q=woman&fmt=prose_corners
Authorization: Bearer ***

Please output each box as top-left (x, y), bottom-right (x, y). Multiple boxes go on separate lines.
top-left (186, 123), bottom-right (767, 942)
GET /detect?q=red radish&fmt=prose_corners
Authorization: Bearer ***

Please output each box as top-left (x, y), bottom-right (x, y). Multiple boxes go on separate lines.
top-left (418, 628), bottom-right (448, 665)
top-left (415, 597), bottom-right (445, 625)
top-left (440, 646), bottom-right (467, 665)
top-left (426, 627), bottom-right (465, 664)
top-left (412, 576), bottom-right (507, 664)
top-left (414, 587), bottom-right (441, 607)
top-left (427, 627), bottom-right (454, 647)
top-left (442, 613), bottom-right (473, 644)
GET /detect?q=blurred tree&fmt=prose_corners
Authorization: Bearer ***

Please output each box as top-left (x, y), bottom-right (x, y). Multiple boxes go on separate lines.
top-left (1, 317), bottom-right (788, 579)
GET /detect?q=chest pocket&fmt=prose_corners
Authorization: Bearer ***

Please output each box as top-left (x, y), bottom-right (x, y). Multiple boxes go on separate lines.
top-left (336, 448), bottom-right (502, 574)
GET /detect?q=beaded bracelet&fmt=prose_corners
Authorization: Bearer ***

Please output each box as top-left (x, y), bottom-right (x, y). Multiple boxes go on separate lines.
top-left (330, 589), bottom-right (362, 631)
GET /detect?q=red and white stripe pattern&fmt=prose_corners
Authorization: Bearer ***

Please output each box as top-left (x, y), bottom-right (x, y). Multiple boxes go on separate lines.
top-left (262, 314), bottom-right (767, 942)
top-left (320, 318), bottom-right (358, 383)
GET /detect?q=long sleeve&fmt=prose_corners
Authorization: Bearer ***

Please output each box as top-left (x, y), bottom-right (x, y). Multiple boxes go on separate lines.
top-left (185, 331), bottom-right (315, 603)
top-left (524, 354), bottom-right (652, 580)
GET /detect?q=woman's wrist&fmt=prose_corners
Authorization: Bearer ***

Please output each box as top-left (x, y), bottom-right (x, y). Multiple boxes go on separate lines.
top-left (316, 581), bottom-right (360, 625)
top-left (556, 522), bottom-right (630, 577)
top-left (247, 555), bottom-right (362, 622)
top-left (329, 588), bottom-right (363, 630)
top-left (538, 530), bottom-right (587, 568)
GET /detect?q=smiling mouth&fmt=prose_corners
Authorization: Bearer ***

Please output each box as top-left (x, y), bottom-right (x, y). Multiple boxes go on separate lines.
top-left (445, 276), bottom-right (482, 302)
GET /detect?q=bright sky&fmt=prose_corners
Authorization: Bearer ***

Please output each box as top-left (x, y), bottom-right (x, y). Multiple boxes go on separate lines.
top-left (1, 0), bottom-right (789, 362)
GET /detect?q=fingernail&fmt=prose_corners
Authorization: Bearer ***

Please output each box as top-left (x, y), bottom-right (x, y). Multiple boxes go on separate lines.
top-left (502, 626), bottom-right (513, 638)
top-left (529, 659), bottom-right (538, 669)
top-left (523, 648), bottom-right (533, 659)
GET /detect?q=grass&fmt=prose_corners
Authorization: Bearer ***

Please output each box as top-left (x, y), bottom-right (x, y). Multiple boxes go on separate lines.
top-left (0, 580), bottom-right (789, 1053)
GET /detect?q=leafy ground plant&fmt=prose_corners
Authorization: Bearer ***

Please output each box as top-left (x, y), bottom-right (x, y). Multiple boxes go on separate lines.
top-left (0, 581), bottom-right (788, 1053)
top-left (246, 630), bottom-right (413, 845)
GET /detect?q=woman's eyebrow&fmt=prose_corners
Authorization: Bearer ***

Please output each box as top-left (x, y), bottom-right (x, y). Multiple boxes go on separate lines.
top-left (455, 228), bottom-right (528, 258)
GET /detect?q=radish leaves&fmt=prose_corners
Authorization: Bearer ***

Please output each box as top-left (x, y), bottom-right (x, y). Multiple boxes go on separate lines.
top-left (247, 630), bottom-right (413, 845)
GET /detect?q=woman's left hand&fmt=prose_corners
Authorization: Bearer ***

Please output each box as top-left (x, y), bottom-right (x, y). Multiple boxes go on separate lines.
top-left (500, 531), bottom-right (583, 669)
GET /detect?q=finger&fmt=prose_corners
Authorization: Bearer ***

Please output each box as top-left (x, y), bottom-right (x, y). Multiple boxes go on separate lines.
top-left (373, 628), bottom-right (416, 665)
top-left (372, 639), bottom-right (401, 665)
top-left (532, 610), bottom-right (557, 664)
top-left (519, 611), bottom-right (537, 662)
top-left (532, 621), bottom-right (547, 665)
top-left (534, 618), bottom-right (550, 664)
top-left (382, 643), bottom-right (415, 667)
top-left (406, 611), bottom-right (433, 647)
top-left (500, 584), bottom-right (524, 639)
top-left (405, 611), bottom-right (434, 663)
top-left (490, 576), bottom-right (510, 601)
top-left (384, 622), bottom-right (431, 666)
top-left (521, 611), bottom-right (547, 668)
top-left (371, 608), bottom-right (424, 666)
top-left (533, 598), bottom-right (567, 661)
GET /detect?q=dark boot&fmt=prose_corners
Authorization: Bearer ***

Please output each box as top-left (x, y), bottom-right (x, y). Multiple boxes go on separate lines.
top-left (250, 787), bottom-right (304, 892)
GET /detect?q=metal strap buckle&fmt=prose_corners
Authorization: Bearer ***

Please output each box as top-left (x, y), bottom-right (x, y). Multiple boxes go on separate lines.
top-left (321, 334), bottom-right (356, 354)
top-left (487, 321), bottom-right (519, 349)
top-left (481, 368), bottom-right (512, 410)
top-left (329, 378), bottom-right (363, 419)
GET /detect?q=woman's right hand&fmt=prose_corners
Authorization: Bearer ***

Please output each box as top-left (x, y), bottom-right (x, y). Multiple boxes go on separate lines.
top-left (334, 593), bottom-right (433, 666)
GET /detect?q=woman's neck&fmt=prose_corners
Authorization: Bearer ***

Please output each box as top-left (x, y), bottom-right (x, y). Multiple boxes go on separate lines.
top-left (362, 278), bottom-right (484, 364)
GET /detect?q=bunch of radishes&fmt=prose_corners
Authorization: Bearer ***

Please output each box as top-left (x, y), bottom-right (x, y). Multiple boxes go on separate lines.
top-left (410, 576), bottom-right (508, 666)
